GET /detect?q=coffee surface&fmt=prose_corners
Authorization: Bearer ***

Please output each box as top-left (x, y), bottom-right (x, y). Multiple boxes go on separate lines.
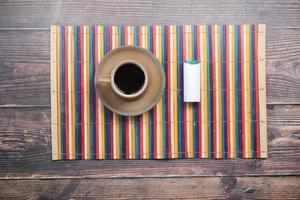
top-left (114, 63), bottom-right (145, 95)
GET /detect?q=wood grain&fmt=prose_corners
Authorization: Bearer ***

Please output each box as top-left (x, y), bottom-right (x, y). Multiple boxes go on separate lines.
top-left (0, 105), bottom-right (299, 178)
top-left (0, 29), bottom-right (299, 106)
top-left (0, 0), bottom-right (300, 198)
top-left (0, 0), bottom-right (299, 28)
top-left (0, 177), bottom-right (299, 199)
top-left (1, 28), bottom-right (300, 63)
top-left (0, 60), bottom-right (298, 105)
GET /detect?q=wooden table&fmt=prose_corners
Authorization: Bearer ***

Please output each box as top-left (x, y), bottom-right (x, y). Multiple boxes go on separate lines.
top-left (0, 0), bottom-right (299, 199)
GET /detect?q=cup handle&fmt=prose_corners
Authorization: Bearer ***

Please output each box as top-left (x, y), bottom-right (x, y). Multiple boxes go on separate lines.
top-left (96, 76), bottom-right (111, 87)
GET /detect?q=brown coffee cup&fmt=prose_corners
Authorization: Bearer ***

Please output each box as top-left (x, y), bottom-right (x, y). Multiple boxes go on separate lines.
top-left (95, 46), bottom-right (165, 116)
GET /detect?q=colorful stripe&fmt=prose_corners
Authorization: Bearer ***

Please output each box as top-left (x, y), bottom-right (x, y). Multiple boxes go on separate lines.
top-left (50, 25), bottom-right (267, 160)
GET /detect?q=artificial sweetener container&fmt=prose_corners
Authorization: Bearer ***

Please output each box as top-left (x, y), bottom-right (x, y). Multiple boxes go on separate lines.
top-left (183, 61), bottom-right (201, 102)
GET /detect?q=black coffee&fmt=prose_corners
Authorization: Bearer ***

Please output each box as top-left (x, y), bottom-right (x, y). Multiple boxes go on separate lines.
top-left (114, 62), bottom-right (145, 95)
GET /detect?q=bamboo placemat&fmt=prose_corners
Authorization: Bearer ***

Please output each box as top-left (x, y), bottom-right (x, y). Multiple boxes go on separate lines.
top-left (50, 25), bottom-right (267, 160)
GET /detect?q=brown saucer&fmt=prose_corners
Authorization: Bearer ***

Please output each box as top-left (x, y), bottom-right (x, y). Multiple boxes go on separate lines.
top-left (94, 46), bottom-right (165, 116)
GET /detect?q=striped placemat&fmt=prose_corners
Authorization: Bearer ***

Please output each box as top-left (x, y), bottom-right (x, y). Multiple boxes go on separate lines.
top-left (50, 25), bottom-right (267, 160)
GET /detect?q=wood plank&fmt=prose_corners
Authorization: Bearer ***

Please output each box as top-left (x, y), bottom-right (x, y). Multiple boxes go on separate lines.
top-left (0, 30), bottom-right (49, 63)
top-left (0, 177), bottom-right (299, 199)
top-left (0, 105), bottom-right (299, 178)
top-left (1, 59), bottom-right (299, 105)
top-left (1, 28), bottom-right (300, 63)
top-left (266, 60), bottom-right (300, 104)
top-left (0, 62), bottom-right (50, 106)
top-left (0, 0), bottom-right (299, 28)
top-left (0, 29), bottom-right (299, 106)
